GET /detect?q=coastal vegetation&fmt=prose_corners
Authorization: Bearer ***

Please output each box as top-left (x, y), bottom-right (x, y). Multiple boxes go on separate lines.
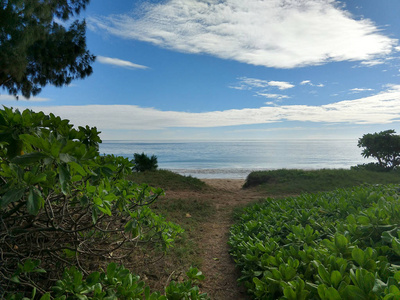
top-left (230, 131), bottom-right (400, 299)
top-left (2, 105), bottom-right (400, 299)
top-left (0, 107), bottom-right (208, 299)
top-left (229, 184), bottom-right (400, 299)
top-left (357, 130), bottom-right (400, 171)
top-left (133, 152), bottom-right (159, 172)
top-left (243, 168), bottom-right (400, 195)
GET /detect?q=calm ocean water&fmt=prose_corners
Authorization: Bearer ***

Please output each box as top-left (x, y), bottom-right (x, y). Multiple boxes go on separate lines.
top-left (99, 140), bottom-right (373, 179)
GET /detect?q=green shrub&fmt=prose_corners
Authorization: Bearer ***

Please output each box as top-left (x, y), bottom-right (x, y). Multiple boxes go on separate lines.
top-left (0, 107), bottom-right (208, 299)
top-left (351, 162), bottom-right (392, 172)
top-left (229, 184), bottom-right (400, 299)
top-left (133, 152), bottom-right (158, 172)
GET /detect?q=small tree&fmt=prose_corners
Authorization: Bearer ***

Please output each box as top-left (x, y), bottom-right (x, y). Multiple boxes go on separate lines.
top-left (133, 152), bottom-right (158, 172)
top-left (358, 130), bottom-right (400, 170)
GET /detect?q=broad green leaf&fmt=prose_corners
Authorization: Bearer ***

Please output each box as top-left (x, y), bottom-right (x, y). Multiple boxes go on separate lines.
top-left (31, 173), bottom-right (47, 184)
top-left (107, 263), bottom-right (117, 278)
top-left (97, 204), bottom-right (112, 216)
top-left (330, 271), bottom-right (342, 289)
top-left (334, 234), bottom-right (348, 250)
top-left (392, 238), bottom-right (400, 256)
top-left (283, 286), bottom-right (296, 300)
top-left (59, 153), bottom-right (76, 163)
top-left (71, 175), bottom-right (82, 182)
top-left (86, 272), bottom-right (100, 285)
top-left (39, 293), bottom-right (51, 300)
top-left (58, 164), bottom-right (70, 194)
top-left (69, 161), bottom-right (87, 176)
top-left (357, 216), bottom-right (370, 225)
top-left (27, 187), bottom-right (43, 215)
top-left (352, 247), bottom-right (366, 266)
top-left (0, 188), bottom-right (24, 208)
top-left (18, 134), bottom-right (44, 149)
top-left (11, 152), bottom-right (48, 165)
top-left (326, 287), bottom-right (342, 300)
top-left (342, 285), bottom-right (365, 299)
top-left (318, 265), bottom-right (331, 285)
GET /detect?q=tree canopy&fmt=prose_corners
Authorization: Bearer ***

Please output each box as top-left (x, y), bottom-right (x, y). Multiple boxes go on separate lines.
top-left (0, 0), bottom-right (95, 98)
top-left (358, 129), bottom-right (400, 170)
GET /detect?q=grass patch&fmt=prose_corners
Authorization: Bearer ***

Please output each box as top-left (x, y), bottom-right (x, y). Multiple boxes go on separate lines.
top-left (149, 196), bottom-right (215, 272)
top-left (128, 169), bottom-right (207, 191)
top-left (244, 168), bottom-right (400, 196)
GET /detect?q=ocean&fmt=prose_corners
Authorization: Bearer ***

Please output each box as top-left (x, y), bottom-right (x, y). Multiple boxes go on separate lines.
top-left (99, 140), bottom-right (374, 179)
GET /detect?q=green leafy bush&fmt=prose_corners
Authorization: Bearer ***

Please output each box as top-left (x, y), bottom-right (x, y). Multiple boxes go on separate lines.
top-left (229, 184), bottom-right (400, 299)
top-left (133, 152), bottom-right (158, 172)
top-left (0, 107), bottom-right (207, 299)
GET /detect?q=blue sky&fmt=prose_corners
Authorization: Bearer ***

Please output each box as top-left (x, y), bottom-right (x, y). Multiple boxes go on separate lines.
top-left (1, 0), bottom-right (400, 141)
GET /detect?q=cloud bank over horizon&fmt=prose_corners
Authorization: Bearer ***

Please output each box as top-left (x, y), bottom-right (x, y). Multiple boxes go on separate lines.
top-left (9, 85), bottom-right (400, 134)
top-left (89, 0), bottom-right (398, 68)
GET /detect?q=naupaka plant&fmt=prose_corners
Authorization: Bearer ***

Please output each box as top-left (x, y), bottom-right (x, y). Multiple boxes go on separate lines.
top-left (229, 184), bottom-right (400, 299)
top-left (0, 107), bottom-right (185, 297)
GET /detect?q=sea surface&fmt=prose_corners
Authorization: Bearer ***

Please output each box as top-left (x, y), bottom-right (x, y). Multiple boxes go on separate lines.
top-left (99, 140), bottom-right (374, 179)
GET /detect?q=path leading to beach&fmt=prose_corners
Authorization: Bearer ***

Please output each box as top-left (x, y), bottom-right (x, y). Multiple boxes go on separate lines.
top-left (164, 179), bottom-right (264, 299)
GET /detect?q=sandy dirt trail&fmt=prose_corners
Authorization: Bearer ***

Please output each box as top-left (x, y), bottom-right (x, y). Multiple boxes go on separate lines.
top-left (165, 179), bottom-right (264, 299)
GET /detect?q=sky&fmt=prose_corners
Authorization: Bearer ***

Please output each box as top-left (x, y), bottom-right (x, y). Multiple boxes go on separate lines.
top-left (1, 0), bottom-right (400, 141)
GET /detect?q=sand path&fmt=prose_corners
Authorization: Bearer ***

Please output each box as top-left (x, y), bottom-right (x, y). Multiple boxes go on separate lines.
top-left (164, 179), bottom-right (264, 299)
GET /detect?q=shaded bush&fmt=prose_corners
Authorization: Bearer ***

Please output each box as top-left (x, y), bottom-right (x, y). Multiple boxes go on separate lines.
top-left (133, 152), bottom-right (158, 172)
top-left (351, 162), bottom-right (392, 172)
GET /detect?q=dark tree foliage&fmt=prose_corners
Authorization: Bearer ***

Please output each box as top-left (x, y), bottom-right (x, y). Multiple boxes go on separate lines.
top-left (0, 0), bottom-right (95, 98)
top-left (358, 129), bottom-right (400, 170)
top-left (133, 152), bottom-right (158, 172)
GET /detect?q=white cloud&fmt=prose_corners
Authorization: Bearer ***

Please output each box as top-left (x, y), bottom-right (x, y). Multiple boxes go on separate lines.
top-left (96, 56), bottom-right (148, 69)
top-left (257, 93), bottom-right (290, 100)
top-left (268, 81), bottom-right (295, 90)
top-left (12, 85), bottom-right (400, 131)
top-left (300, 80), bottom-right (324, 87)
top-left (230, 77), bottom-right (294, 90)
top-left (0, 95), bottom-right (50, 102)
top-left (360, 60), bottom-right (385, 67)
top-left (89, 0), bottom-right (398, 68)
top-left (350, 88), bottom-right (374, 93)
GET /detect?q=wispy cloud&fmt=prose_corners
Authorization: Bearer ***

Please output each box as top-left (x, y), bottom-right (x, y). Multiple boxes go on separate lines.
top-left (230, 77), bottom-right (294, 90)
top-left (89, 0), bottom-right (398, 68)
top-left (96, 56), bottom-right (148, 69)
top-left (360, 60), bottom-right (385, 67)
top-left (268, 81), bottom-right (295, 90)
top-left (350, 88), bottom-right (374, 93)
top-left (300, 80), bottom-right (324, 87)
top-left (13, 85), bottom-right (400, 131)
top-left (257, 93), bottom-right (290, 100)
top-left (0, 95), bottom-right (50, 102)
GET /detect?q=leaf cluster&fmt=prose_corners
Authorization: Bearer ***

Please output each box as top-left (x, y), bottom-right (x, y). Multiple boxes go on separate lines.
top-left (5, 263), bottom-right (209, 300)
top-left (229, 184), bottom-right (400, 299)
top-left (0, 107), bottom-right (194, 298)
